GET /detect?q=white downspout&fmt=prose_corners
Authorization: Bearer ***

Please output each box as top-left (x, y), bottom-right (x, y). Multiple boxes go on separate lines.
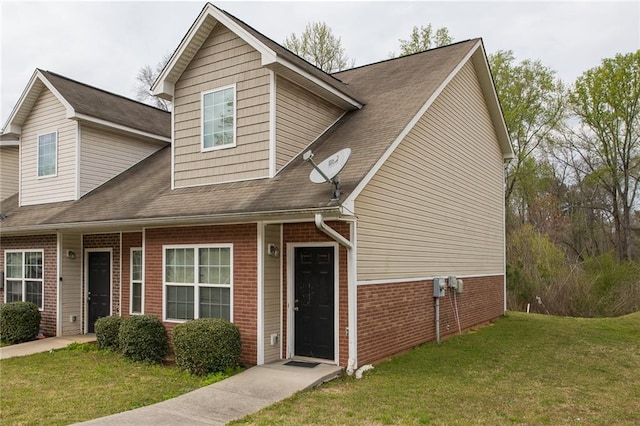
top-left (314, 213), bottom-right (358, 374)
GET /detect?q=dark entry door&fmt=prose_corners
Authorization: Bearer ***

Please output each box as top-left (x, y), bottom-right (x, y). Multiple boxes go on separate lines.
top-left (87, 252), bottom-right (110, 333)
top-left (294, 246), bottom-right (335, 359)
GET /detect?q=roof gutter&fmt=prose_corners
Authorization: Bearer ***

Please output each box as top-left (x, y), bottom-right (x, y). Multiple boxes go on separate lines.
top-left (0, 206), bottom-right (345, 235)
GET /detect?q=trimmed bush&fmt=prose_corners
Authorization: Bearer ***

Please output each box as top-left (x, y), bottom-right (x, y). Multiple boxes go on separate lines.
top-left (95, 316), bottom-right (122, 351)
top-left (118, 315), bottom-right (168, 363)
top-left (173, 318), bottom-right (241, 375)
top-left (0, 301), bottom-right (41, 344)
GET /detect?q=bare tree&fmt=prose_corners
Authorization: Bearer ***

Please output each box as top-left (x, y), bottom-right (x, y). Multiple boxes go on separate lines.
top-left (390, 24), bottom-right (453, 58)
top-left (565, 51), bottom-right (640, 260)
top-left (283, 22), bottom-right (354, 73)
top-left (135, 54), bottom-right (172, 111)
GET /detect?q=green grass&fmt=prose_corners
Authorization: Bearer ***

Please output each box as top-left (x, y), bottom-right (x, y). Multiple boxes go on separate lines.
top-left (0, 343), bottom-right (231, 425)
top-left (234, 312), bottom-right (640, 425)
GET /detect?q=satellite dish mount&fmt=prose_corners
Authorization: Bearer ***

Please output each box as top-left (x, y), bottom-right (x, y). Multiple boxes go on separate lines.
top-left (303, 148), bottom-right (351, 201)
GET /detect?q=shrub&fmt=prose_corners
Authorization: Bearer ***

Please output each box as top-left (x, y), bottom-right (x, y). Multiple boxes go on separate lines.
top-left (0, 301), bottom-right (41, 344)
top-left (118, 315), bottom-right (167, 363)
top-left (95, 316), bottom-right (122, 351)
top-left (173, 318), bottom-right (241, 375)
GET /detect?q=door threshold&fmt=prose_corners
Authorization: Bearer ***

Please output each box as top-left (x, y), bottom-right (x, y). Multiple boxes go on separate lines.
top-left (291, 355), bottom-right (336, 366)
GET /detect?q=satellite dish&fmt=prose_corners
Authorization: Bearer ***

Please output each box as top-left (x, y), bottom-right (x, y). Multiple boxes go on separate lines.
top-left (303, 148), bottom-right (351, 200)
top-left (308, 148), bottom-right (351, 184)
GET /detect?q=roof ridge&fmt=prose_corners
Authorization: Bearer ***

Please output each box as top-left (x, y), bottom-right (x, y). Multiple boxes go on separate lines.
top-left (332, 38), bottom-right (480, 75)
top-left (38, 69), bottom-right (170, 114)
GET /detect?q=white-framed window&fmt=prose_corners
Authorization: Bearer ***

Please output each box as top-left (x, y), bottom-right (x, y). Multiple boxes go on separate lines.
top-left (163, 244), bottom-right (233, 322)
top-left (37, 131), bottom-right (57, 177)
top-left (201, 85), bottom-right (236, 151)
top-left (4, 250), bottom-right (44, 310)
top-left (130, 248), bottom-right (143, 314)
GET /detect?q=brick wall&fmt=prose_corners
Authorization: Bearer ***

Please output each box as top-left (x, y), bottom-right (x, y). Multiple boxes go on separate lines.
top-left (83, 233), bottom-right (121, 316)
top-left (144, 224), bottom-right (258, 365)
top-left (0, 234), bottom-right (58, 336)
top-left (282, 221), bottom-right (350, 367)
top-left (357, 275), bottom-right (504, 365)
top-left (121, 232), bottom-right (142, 316)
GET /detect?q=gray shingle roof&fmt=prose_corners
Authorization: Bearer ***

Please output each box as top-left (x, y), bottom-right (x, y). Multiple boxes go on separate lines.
top-left (40, 70), bottom-right (171, 138)
top-left (0, 40), bottom-right (479, 231)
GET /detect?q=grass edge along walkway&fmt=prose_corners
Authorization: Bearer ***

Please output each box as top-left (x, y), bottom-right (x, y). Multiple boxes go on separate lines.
top-left (233, 312), bottom-right (640, 425)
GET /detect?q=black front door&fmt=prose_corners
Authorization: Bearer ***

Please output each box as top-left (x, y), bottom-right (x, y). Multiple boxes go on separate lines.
top-left (87, 252), bottom-right (110, 333)
top-left (294, 246), bottom-right (335, 359)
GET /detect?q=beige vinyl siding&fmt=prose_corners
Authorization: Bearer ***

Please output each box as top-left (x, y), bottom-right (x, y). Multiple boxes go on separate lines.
top-left (263, 224), bottom-right (281, 363)
top-left (275, 76), bottom-right (344, 171)
top-left (79, 124), bottom-right (162, 196)
top-left (173, 23), bottom-right (271, 187)
top-left (355, 60), bottom-right (505, 281)
top-left (60, 233), bottom-right (82, 336)
top-left (0, 146), bottom-right (19, 201)
top-left (20, 88), bottom-right (76, 206)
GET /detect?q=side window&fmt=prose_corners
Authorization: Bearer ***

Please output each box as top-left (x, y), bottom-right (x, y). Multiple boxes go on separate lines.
top-left (130, 248), bottom-right (143, 314)
top-left (201, 85), bottom-right (236, 151)
top-left (38, 132), bottom-right (57, 177)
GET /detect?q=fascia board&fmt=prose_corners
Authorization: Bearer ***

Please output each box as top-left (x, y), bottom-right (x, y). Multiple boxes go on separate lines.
top-left (73, 113), bottom-right (171, 143)
top-left (2, 70), bottom-right (75, 135)
top-left (471, 43), bottom-right (514, 160)
top-left (37, 71), bottom-right (76, 118)
top-left (343, 41), bottom-right (482, 208)
top-left (274, 57), bottom-right (363, 109)
top-left (151, 4), bottom-right (277, 97)
top-left (0, 206), bottom-right (343, 235)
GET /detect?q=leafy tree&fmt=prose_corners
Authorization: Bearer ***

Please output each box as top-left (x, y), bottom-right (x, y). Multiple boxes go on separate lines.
top-left (391, 24), bottom-right (453, 57)
top-left (283, 22), bottom-right (353, 73)
top-left (489, 50), bottom-right (566, 226)
top-left (135, 53), bottom-right (171, 111)
top-left (567, 51), bottom-right (640, 260)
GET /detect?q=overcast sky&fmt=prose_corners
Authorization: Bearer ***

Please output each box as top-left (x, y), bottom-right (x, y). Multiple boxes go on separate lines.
top-left (1, 1), bottom-right (638, 126)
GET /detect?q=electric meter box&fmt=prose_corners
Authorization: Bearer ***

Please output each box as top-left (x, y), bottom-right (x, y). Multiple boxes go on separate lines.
top-left (433, 277), bottom-right (446, 298)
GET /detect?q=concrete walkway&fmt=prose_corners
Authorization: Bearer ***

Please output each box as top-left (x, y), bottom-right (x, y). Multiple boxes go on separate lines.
top-left (1, 334), bottom-right (343, 425)
top-left (0, 335), bottom-right (96, 359)
top-left (78, 360), bottom-right (343, 425)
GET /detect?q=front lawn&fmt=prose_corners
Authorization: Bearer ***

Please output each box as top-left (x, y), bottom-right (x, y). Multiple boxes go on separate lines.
top-left (235, 312), bottom-right (640, 425)
top-left (0, 343), bottom-right (226, 425)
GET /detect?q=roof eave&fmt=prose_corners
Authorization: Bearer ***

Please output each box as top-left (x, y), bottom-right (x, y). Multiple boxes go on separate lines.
top-left (0, 205), bottom-right (346, 235)
top-left (471, 41), bottom-right (514, 159)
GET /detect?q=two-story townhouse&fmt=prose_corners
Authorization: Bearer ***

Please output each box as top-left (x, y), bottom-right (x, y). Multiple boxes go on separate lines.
top-left (1, 3), bottom-right (513, 370)
top-left (0, 69), bottom-right (170, 336)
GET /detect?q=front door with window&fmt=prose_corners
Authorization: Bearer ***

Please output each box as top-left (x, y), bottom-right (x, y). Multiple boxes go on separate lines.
top-left (87, 251), bottom-right (110, 333)
top-left (294, 246), bottom-right (335, 360)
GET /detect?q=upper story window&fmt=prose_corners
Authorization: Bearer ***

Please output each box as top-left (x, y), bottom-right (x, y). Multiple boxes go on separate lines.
top-left (201, 85), bottom-right (236, 151)
top-left (4, 250), bottom-right (44, 310)
top-left (37, 131), bottom-right (57, 177)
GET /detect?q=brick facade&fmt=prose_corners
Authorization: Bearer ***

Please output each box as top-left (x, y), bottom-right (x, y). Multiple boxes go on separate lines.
top-left (357, 275), bottom-right (504, 365)
top-left (144, 224), bottom-right (258, 365)
top-left (282, 221), bottom-right (350, 367)
top-left (0, 234), bottom-right (58, 336)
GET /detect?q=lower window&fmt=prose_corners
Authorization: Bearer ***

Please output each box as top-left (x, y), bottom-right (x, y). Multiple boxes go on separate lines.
top-left (130, 248), bottom-right (143, 314)
top-left (4, 250), bottom-right (44, 309)
top-left (163, 245), bottom-right (232, 322)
